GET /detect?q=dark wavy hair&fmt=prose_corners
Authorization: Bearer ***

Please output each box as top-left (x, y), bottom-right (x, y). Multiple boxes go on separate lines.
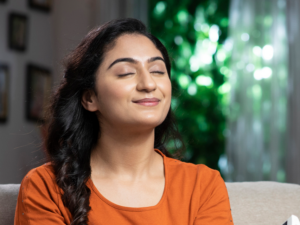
top-left (45, 18), bottom-right (183, 225)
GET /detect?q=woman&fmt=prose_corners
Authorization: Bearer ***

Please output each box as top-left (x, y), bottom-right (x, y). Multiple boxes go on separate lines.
top-left (14, 18), bottom-right (233, 225)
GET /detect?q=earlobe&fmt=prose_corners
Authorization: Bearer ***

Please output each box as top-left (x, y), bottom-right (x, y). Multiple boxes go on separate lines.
top-left (81, 90), bottom-right (99, 112)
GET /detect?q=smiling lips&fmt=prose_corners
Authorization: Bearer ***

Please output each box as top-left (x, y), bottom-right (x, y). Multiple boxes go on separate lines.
top-left (133, 98), bottom-right (160, 106)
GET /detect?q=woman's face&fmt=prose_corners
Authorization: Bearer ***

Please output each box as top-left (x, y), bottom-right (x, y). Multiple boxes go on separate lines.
top-left (88, 34), bottom-right (172, 131)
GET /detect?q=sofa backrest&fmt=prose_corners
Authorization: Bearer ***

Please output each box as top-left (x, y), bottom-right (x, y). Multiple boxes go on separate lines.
top-left (226, 181), bottom-right (300, 225)
top-left (0, 184), bottom-right (20, 225)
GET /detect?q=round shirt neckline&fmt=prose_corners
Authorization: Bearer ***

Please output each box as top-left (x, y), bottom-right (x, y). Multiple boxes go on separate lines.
top-left (87, 148), bottom-right (168, 212)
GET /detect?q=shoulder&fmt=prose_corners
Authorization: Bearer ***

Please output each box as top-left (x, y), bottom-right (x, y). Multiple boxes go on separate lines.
top-left (22, 163), bottom-right (56, 188)
top-left (18, 163), bottom-right (64, 213)
top-left (15, 164), bottom-right (71, 224)
top-left (20, 163), bottom-right (60, 204)
top-left (165, 157), bottom-right (221, 183)
top-left (165, 157), bottom-right (227, 199)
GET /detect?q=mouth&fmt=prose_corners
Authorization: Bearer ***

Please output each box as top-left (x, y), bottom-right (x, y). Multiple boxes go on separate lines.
top-left (132, 98), bottom-right (160, 106)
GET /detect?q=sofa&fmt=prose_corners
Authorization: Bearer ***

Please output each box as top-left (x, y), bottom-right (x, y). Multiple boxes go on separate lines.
top-left (226, 182), bottom-right (300, 224)
top-left (1, 182), bottom-right (300, 225)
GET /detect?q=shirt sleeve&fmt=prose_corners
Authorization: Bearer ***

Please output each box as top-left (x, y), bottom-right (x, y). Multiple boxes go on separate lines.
top-left (194, 166), bottom-right (234, 225)
top-left (14, 166), bottom-right (68, 225)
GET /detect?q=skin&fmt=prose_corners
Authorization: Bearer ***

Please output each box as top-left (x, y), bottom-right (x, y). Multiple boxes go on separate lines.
top-left (81, 34), bottom-right (172, 207)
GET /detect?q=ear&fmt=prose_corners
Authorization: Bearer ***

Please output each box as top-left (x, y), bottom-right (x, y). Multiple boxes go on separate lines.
top-left (81, 90), bottom-right (99, 112)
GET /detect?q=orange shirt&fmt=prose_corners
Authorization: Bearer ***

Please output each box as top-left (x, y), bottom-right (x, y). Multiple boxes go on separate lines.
top-left (14, 149), bottom-right (234, 225)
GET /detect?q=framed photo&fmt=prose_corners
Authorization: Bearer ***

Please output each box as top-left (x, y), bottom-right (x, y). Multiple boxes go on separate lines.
top-left (0, 65), bottom-right (9, 122)
top-left (8, 13), bottom-right (28, 52)
top-left (26, 64), bottom-right (52, 123)
top-left (28, 0), bottom-right (53, 12)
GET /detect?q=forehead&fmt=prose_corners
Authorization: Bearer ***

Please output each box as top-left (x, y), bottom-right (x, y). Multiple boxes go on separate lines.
top-left (104, 34), bottom-right (163, 60)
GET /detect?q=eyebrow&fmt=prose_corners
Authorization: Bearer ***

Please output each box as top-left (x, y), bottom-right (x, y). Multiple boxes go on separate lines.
top-left (107, 56), bottom-right (165, 70)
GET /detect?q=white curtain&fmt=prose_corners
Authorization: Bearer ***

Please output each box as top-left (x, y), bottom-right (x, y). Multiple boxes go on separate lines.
top-left (286, 0), bottom-right (300, 184)
top-left (225, 0), bottom-right (288, 182)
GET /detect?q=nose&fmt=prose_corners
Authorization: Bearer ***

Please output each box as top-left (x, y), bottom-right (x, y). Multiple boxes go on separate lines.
top-left (136, 69), bottom-right (157, 93)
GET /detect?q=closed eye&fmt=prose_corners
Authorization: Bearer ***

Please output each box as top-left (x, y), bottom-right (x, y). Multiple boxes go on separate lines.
top-left (151, 71), bottom-right (165, 74)
top-left (118, 73), bottom-right (135, 77)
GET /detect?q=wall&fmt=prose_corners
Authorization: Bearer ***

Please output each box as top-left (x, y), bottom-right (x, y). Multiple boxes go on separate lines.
top-left (0, 0), bottom-right (54, 183)
top-left (0, 0), bottom-right (148, 184)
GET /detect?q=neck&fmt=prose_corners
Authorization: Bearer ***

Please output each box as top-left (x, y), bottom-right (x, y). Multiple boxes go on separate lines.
top-left (90, 125), bottom-right (161, 181)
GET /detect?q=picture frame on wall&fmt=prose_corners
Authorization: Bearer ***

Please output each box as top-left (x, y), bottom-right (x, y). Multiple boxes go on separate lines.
top-left (26, 64), bottom-right (51, 123)
top-left (28, 0), bottom-right (53, 12)
top-left (0, 65), bottom-right (9, 122)
top-left (8, 13), bottom-right (28, 52)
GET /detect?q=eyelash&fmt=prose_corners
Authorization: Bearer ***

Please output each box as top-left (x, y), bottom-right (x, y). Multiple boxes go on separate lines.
top-left (117, 71), bottom-right (165, 77)
top-left (152, 71), bottom-right (165, 75)
top-left (118, 73), bottom-right (134, 77)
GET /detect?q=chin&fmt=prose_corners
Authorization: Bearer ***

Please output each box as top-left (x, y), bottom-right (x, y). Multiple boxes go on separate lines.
top-left (133, 116), bottom-right (165, 129)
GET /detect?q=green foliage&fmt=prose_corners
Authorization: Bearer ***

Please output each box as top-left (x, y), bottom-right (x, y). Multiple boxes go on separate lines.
top-left (149, 0), bottom-right (231, 170)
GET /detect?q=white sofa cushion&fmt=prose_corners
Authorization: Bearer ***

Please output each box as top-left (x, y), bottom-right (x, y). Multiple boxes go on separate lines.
top-left (226, 181), bottom-right (300, 225)
top-left (0, 184), bottom-right (20, 225)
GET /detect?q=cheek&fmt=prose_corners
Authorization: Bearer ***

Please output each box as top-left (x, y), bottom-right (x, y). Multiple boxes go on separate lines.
top-left (96, 79), bottom-right (136, 104)
top-left (158, 78), bottom-right (172, 100)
